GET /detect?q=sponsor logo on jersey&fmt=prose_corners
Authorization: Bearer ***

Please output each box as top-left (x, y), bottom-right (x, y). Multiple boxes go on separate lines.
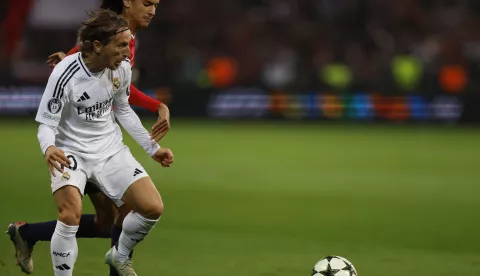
top-left (47, 98), bottom-right (62, 114)
top-left (77, 97), bottom-right (113, 121)
top-left (113, 77), bottom-right (120, 92)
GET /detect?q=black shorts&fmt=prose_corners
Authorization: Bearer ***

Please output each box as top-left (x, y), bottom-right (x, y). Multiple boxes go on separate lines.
top-left (84, 182), bottom-right (101, 195)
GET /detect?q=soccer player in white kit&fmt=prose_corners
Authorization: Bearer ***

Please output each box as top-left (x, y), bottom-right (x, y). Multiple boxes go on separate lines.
top-left (35, 10), bottom-right (173, 276)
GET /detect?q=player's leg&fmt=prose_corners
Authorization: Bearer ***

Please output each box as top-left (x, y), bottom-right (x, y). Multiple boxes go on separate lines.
top-left (51, 186), bottom-right (82, 276)
top-left (86, 185), bottom-right (128, 276)
top-left (85, 182), bottom-right (116, 237)
top-left (115, 176), bottom-right (163, 256)
top-left (109, 204), bottom-right (133, 276)
top-left (49, 154), bottom-right (88, 276)
top-left (96, 148), bottom-right (163, 275)
top-left (105, 177), bottom-right (163, 276)
top-left (6, 183), bottom-right (112, 274)
top-left (10, 183), bottom-right (111, 245)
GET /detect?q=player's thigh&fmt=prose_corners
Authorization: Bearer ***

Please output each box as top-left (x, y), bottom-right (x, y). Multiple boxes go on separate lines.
top-left (51, 152), bottom-right (87, 225)
top-left (51, 152), bottom-right (87, 196)
top-left (122, 176), bottom-right (163, 218)
top-left (95, 148), bottom-right (149, 206)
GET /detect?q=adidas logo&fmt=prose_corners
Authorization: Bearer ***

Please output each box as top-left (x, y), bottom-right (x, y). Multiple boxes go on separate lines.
top-left (133, 168), bottom-right (143, 177)
top-left (55, 264), bottom-right (71, 271)
top-left (77, 92), bottom-right (91, 102)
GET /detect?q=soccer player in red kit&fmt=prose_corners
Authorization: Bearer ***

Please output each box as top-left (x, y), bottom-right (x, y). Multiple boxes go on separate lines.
top-left (7, 1), bottom-right (168, 275)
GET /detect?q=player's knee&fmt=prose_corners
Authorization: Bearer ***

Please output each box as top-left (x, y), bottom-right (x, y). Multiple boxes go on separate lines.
top-left (140, 200), bottom-right (163, 220)
top-left (57, 201), bottom-right (81, 226)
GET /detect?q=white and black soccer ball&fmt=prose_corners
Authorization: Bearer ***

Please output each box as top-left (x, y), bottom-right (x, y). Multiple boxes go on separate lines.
top-left (312, 256), bottom-right (358, 276)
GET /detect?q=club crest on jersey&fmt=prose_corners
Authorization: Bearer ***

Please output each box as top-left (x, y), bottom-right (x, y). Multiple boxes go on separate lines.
top-left (47, 98), bottom-right (62, 114)
top-left (113, 77), bottom-right (121, 92)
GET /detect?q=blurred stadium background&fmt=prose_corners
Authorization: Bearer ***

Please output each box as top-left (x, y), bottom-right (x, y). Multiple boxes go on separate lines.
top-left (1, 0), bottom-right (480, 275)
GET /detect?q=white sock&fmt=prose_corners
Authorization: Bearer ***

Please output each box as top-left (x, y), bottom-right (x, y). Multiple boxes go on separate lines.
top-left (51, 221), bottom-right (79, 276)
top-left (115, 211), bottom-right (158, 262)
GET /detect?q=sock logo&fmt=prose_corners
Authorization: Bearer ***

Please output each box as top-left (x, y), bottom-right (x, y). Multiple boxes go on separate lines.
top-left (55, 264), bottom-right (71, 270)
top-left (133, 168), bottom-right (143, 177)
top-left (130, 237), bottom-right (144, 243)
top-left (53, 251), bottom-right (71, 258)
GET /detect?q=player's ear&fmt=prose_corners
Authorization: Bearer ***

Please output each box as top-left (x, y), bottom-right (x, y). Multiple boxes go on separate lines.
top-left (123, 0), bottom-right (131, 8)
top-left (92, 40), bottom-right (103, 54)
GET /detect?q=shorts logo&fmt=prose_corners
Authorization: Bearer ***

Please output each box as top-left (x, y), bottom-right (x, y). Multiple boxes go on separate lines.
top-left (47, 98), bottom-right (62, 114)
top-left (113, 77), bottom-right (120, 92)
top-left (61, 172), bottom-right (71, 181)
top-left (133, 168), bottom-right (143, 177)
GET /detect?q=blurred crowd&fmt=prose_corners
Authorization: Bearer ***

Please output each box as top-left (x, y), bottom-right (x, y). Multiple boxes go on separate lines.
top-left (1, 0), bottom-right (480, 94)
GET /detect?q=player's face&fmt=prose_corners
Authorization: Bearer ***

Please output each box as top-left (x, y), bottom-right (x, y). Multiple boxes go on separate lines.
top-left (101, 29), bottom-right (132, 70)
top-left (128, 0), bottom-right (160, 28)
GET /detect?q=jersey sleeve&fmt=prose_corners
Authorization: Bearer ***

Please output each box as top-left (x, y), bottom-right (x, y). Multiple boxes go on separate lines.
top-left (113, 64), bottom-right (160, 156)
top-left (35, 70), bottom-right (70, 127)
top-left (128, 84), bottom-right (163, 113)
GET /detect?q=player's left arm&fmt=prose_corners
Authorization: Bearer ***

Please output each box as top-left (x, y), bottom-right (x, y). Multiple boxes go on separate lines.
top-left (128, 84), bottom-right (170, 142)
top-left (113, 64), bottom-right (173, 167)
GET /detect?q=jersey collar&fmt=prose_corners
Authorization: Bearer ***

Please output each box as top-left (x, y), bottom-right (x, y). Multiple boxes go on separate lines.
top-left (77, 53), bottom-right (93, 77)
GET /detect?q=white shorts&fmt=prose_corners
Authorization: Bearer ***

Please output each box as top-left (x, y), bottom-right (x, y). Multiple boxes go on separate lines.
top-left (51, 147), bottom-right (149, 206)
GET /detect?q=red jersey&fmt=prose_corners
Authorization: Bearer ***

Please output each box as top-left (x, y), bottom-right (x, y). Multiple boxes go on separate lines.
top-left (66, 36), bottom-right (161, 113)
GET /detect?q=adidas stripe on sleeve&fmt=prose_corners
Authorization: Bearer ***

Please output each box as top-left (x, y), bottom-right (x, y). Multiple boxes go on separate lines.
top-left (35, 60), bottom-right (79, 127)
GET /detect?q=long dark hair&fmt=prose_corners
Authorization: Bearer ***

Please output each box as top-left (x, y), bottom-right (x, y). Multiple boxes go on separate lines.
top-left (100, 0), bottom-right (124, 14)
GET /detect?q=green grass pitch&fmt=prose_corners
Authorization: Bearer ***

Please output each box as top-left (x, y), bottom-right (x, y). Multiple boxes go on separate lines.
top-left (0, 119), bottom-right (479, 275)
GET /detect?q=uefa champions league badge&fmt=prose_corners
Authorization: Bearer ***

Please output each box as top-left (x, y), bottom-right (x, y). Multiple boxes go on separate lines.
top-left (61, 172), bottom-right (71, 181)
top-left (47, 98), bottom-right (62, 114)
top-left (113, 77), bottom-right (121, 92)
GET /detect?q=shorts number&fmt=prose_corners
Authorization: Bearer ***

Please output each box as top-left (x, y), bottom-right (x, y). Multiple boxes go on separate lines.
top-left (61, 155), bottom-right (77, 171)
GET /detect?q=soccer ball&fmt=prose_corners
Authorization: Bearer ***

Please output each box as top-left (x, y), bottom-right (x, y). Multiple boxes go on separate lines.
top-left (312, 256), bottom-right (358, 276)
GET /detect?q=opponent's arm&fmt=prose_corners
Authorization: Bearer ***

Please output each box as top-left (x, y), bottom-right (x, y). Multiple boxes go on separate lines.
top-left (46, 45), bottom-right (80, 67)
top-left (128, 84), bottom-right (170, 142)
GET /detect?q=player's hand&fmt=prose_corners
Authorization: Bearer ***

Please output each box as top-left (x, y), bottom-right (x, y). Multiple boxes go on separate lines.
top-left (47, 52), bottom-right (66, 67)
top-left (151, 148), bottom-right (174, 167)
top-left (45, 146), bottom-right (71, 176)
top-left (151, 103), bottom-right (170, 142)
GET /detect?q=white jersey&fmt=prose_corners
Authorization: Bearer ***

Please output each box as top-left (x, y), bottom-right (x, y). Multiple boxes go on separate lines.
top-left (35, 53), bottom-right (159, 162)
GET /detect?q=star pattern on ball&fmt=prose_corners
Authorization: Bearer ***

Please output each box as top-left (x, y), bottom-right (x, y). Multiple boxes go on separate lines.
top-left (341, 261), bottom-right (355, 275)
top-left (318, 262), bottom-right (340, 276)
top-left (312, 256), bottom-right (357, 276)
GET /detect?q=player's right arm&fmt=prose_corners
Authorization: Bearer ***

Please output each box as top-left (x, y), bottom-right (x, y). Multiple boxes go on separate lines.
top-left (35, 68), bottom-right (71, 176)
